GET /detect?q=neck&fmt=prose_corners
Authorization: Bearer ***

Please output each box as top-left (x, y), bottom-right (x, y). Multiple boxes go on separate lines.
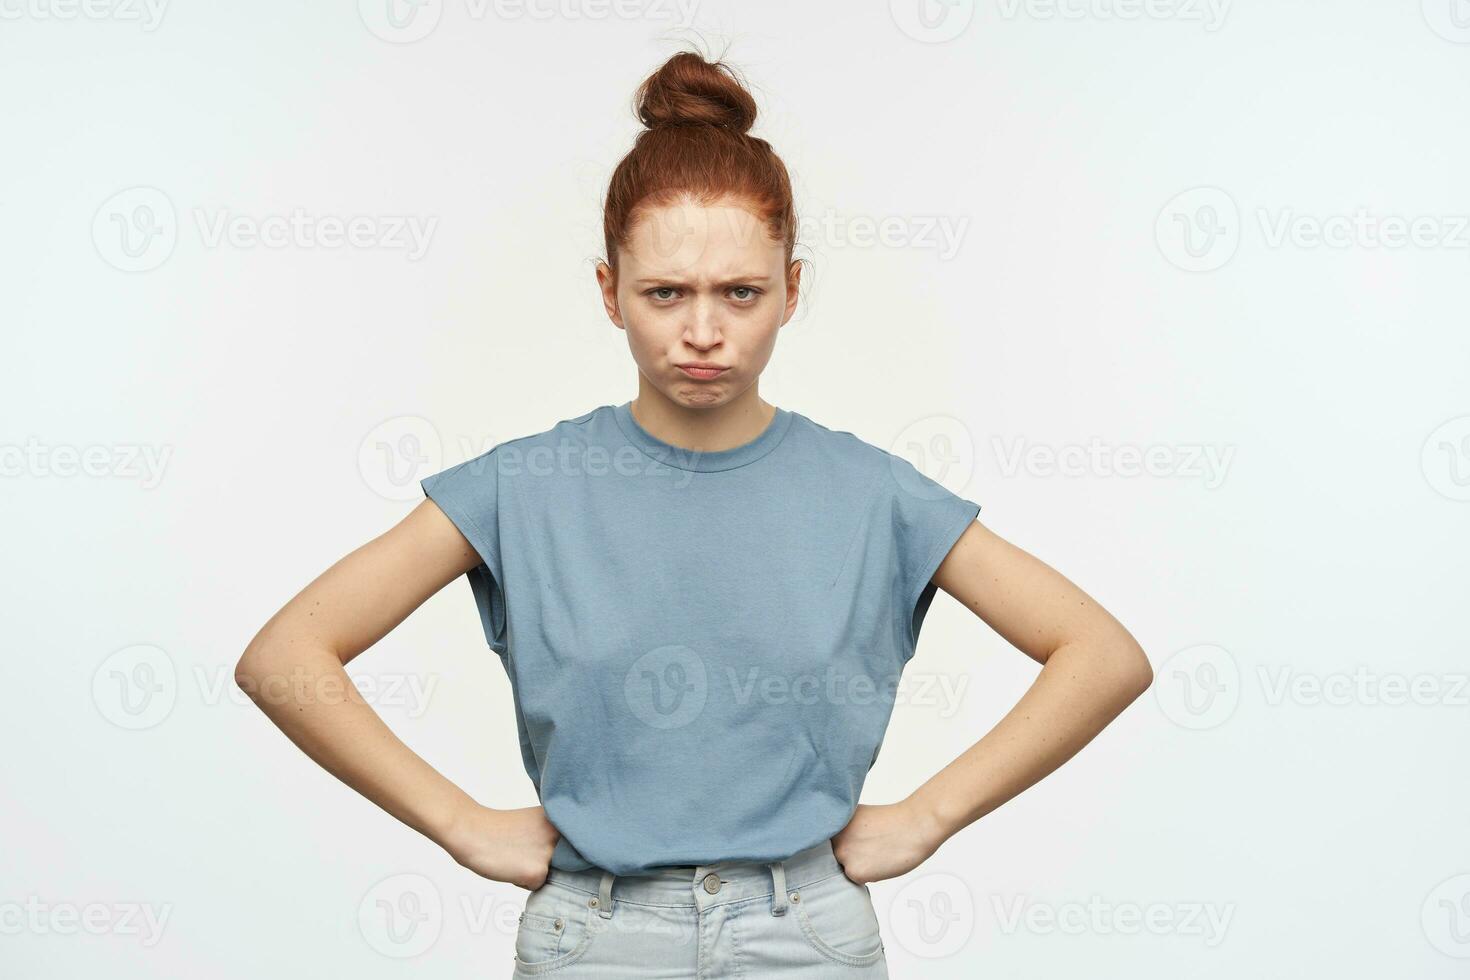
top-left (629, 381), bottom-right (775, 454)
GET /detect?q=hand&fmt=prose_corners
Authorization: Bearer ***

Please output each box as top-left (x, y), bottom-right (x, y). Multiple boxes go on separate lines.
top-left (829, 800), bottom-right (946, 885)
top-left (439, 803), bottom-right (560, 890)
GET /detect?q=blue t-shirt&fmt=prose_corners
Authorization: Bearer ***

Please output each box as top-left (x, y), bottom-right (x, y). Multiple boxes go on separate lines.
top-left (419, 400), bottom-right (981, 877)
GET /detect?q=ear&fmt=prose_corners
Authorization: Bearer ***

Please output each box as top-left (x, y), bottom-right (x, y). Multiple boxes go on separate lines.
top-left (781, 259), bottom-right (803, 324)
top-left (595, 260), bottom-right (625, 329)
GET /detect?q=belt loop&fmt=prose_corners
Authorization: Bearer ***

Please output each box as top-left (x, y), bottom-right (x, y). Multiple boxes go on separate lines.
top-left (597, 871), bottom-right (615, 919)
top-left (769, 862), bottom-right (788, 916)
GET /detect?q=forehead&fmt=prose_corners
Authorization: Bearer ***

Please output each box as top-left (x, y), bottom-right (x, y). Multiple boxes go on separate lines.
top-left (620, 198), bottom-right (782, 278)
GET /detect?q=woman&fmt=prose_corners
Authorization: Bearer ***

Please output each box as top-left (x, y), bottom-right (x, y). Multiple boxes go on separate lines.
top-left (236, 50), bottom-right (1154, 977)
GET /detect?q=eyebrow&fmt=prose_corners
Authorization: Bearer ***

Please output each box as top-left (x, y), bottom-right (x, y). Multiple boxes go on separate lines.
top-left (633, 275), bottom-right (774, 287)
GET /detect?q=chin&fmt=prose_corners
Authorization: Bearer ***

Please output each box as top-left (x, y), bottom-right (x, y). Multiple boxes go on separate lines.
top-left (666, 380), bottom-right (734, 408)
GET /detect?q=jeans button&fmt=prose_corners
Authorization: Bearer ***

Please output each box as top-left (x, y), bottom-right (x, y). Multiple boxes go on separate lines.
top-left (702, 872), bottom-right (721, 894)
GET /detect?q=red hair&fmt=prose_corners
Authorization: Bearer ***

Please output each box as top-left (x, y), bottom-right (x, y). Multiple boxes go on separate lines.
top-left (602, 50), bottom-right (799, 281)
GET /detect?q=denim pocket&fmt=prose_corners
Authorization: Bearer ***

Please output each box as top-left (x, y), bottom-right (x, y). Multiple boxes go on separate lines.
top-left (789, 871), bottom-right (886, 967)
top-left (513, 881), bottom-right (604, 975)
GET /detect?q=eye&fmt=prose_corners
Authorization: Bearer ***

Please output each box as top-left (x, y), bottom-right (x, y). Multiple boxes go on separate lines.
top-left (648, 287), bottom-right (679, 302)
top-left (729, 286), bottom-right (761, 303)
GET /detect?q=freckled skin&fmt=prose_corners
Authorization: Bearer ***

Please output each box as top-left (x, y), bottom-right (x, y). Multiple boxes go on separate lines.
top-left (595, 196), bottom-right (801, 442)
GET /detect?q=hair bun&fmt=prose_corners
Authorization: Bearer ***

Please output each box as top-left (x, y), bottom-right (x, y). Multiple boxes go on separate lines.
top-left (634, 51), bottom-right (758, 134)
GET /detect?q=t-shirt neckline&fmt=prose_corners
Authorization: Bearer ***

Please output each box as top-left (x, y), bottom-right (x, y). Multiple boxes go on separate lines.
top-left (612, 399), bottom-right (794, 472)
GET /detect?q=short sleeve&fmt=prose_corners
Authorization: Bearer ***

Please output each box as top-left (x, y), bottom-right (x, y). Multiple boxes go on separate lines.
top-left (881, 452), bottom-right (982, 656)
top-left (420, 449), bottom-right (509, 656)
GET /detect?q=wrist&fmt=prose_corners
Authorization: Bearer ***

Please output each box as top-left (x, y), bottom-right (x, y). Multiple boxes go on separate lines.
top-left (428, 793), bottom-right (485, 854)
top-left (904, 787), bottom-right (954, 851)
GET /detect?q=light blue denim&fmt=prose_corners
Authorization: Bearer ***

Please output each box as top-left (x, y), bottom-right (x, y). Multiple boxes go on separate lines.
top-left (509, 837), bottom-right (888, 978)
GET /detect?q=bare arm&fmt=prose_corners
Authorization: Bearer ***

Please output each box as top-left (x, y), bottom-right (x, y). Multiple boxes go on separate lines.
top-left (833, 519), bottom-right (1154, 883)
top-left (233, 499), bottom-right (558, 888)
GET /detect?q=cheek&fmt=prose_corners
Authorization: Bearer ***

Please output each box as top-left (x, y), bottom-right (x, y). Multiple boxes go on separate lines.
top-left (751, 320), bottom-right (783, 355)
top-left (621, 320), bottom-right (667, 363)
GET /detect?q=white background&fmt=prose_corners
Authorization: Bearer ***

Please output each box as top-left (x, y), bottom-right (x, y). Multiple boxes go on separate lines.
top-left (4, 1), bottom-right (1469, 977)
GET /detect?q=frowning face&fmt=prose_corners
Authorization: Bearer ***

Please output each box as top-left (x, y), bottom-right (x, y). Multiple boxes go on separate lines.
top-left (597, 196), bottom-right (801, 410)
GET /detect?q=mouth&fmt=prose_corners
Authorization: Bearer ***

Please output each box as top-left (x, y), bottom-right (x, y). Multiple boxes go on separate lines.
top-left (676, 363), bottom-right (729, 380)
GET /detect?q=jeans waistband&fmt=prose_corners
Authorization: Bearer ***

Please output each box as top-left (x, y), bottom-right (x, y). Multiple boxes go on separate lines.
top-left (541, 837), bottom-right (845, 918)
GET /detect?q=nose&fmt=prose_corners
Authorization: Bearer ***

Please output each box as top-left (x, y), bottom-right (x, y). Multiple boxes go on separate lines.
top-left (682, 298), bottom-right (723, 349)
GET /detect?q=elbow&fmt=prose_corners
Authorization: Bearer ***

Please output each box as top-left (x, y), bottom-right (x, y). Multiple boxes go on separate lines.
top-left (1116, 641), bottom-right (1154, 701)
top-left (233, 643), bottom-right (265, 703)
top-left (1049, 633), bottom-right (1154, 704)
top-left (234, 632), bottom-right (287, 706)
top-left (234, 628), bottom-right (341, 709)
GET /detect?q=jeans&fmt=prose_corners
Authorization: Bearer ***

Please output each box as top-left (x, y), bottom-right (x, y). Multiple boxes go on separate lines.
top-left (509, 837), bottom-right (889, 978)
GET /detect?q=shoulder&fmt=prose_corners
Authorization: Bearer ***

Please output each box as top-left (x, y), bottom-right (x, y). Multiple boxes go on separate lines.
top-left (787, 409), bottom-right (980, 520)
top-left (470, 403), bottom-right (611, 462)
top-left (783, 409), bottom-right (918, 491)
top-left (426, 404), bottom-right (612, 486)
